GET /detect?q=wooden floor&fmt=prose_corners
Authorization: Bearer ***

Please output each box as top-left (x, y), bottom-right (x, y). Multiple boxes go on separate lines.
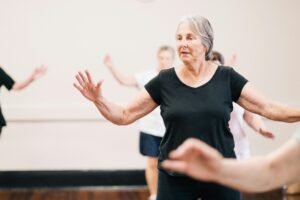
top-left (0, 187), bottom-right (299, 200)
top-left (243, 189), bottom-right (300, 200)
top-left (0, 187), bottom-right (149, 200)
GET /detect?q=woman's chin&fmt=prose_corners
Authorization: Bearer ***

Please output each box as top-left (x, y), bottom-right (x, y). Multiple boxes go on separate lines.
top-left (180, 57), bottom-right (191, 63)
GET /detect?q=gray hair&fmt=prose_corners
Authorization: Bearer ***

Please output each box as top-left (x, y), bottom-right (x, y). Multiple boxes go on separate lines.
top-left (178, 15), bottom-right (214, 60)
top-left (158, 45), bottom-right (175, 58)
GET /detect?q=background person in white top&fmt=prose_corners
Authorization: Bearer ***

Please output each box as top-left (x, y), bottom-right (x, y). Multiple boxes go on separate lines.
top-left (211, 51), bottom-right (274, 159)
top-left (103, 46), bottom-right (175, 200)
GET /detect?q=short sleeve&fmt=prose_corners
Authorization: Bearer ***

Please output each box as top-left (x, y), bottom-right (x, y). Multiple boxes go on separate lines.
top-left (294, 128), bottom-right (300, 143)
top-left (230, 68), bottom-right (248, 102)
top-left (144, 73), bottom-right (161, 105)
top-left (0, 67), bottom-right (15, 90)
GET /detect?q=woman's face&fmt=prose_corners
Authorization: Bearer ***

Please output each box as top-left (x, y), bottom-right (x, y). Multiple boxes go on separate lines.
top-left (176, 21), bottom-right (206, 64)
top-left (157, 50), bottom-right (174, 69)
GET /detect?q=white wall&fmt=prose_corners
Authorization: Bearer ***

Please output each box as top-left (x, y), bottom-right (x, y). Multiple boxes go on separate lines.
top-left (0, 0), bottom-right (299, 170)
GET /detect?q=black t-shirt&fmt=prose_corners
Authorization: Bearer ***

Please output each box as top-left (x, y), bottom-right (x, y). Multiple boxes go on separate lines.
top-left (145, 66), bottom-right (248, 170)
top-left (0, 67), bottom-right (15, 126)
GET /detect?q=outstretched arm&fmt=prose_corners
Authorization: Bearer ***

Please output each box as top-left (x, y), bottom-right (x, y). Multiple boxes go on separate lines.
top-left (74, 70), bottom-right (157, 125)
top-left (103, 54), bottom-right (137, 87)
top-left (237, 83), bottom-right (300, 123)
top-left (218, 139), bottom-right (300, 192)
top-left (162, 137), bottom-right (300, 193)
top-left (12, 65), bottom-right (47, 91)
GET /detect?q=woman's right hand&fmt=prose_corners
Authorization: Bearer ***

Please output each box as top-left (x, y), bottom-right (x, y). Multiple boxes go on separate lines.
top-left (74, 70), bottom-right (103, 103)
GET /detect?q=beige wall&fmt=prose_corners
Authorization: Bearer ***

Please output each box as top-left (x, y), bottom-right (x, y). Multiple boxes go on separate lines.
top-left (0, 0), bottom-right (299, 170)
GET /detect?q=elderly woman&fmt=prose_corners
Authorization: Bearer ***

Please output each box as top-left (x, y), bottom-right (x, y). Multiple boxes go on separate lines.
top-left (74, 15), bottom-right (300, 200)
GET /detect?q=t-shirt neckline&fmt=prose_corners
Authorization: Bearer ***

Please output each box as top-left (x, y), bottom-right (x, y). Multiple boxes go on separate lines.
top-left (172, 65), bottom-right (220, 89)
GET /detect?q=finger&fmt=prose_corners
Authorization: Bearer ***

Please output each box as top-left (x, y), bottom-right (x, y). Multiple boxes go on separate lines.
top-left (264, 132), bottom-right (275, 139)
top-left (103, 54), bottom-right (109, 63)
top-left (267, 133), bottom-right (275, 139)
top-left (169, 139), bottom-right (198, 159)
top-left (169, 144), bottom-right (202, 160)
top-left (171, 138), bottom-right (220, 161)
top-left (39, 66), bottom-right (47, 75)
top-left (85, 70), bottom-right (94, 84)
top-left (78, 71), bottom-right (88, 83)
top-left (76, 74), bottom-right (85, 87)
top-left (169, 147), bottom-right (187, 160)
top-left (161, 160), bottom-right (187, 174)
top-left (260, 128), bottom-right (275, 139)
top-left (73, 83), bottom-right (83, 93)
top-left (169, 138), bottom-right (205, 159)
top-left (193, 141), bottom-right (222, 161)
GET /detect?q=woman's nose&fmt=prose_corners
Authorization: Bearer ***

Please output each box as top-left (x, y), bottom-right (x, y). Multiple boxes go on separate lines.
top-left (180, 39), bottom-right (188, 48)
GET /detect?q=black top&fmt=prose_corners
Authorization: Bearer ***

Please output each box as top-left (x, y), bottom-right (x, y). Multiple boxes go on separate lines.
top-left (145, 66), bottom-right (248, 172)
top-left (0, 67), bottom-right (15, 126)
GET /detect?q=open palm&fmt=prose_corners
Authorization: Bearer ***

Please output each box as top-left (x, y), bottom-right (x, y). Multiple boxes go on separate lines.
top-left (74, 70), bottom-right (103, 103)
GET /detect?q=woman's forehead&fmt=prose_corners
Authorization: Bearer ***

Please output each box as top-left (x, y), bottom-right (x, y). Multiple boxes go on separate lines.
top-left (176, 21), bottom-right (197, 35)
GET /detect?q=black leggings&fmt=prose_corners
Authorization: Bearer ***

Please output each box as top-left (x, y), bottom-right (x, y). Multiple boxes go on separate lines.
top-left (157, 170), bottom-right (241, 200)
